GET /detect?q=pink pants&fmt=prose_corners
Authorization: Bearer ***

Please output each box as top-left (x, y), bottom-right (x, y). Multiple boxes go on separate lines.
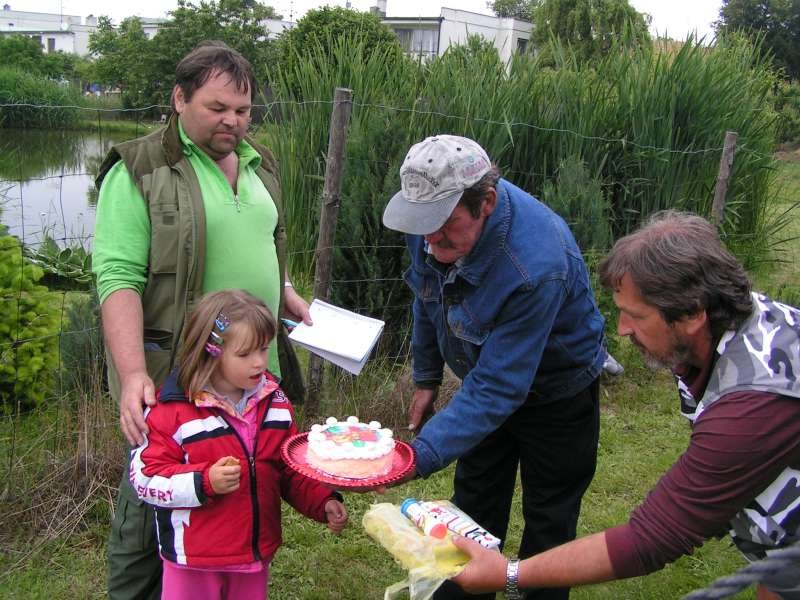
top-left (161, 560), bottom-right (269, 600)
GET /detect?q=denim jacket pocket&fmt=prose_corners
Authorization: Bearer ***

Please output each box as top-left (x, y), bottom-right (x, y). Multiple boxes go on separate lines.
top-left (447, 303), bottom-right (488, 344)
top-left (404, 266), bottom-right (439, 303)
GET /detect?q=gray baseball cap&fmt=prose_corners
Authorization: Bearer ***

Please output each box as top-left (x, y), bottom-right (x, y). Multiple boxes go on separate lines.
top-left (382, 135), bottom-right (492, 235)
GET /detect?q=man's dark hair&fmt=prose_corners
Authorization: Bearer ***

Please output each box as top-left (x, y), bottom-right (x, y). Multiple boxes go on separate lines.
top-left (459, 166), bottom-right (502, 218)
top-left (599, 210), bottom-right (753, 339)
top-left (172, 41), bottom-right (256, 109)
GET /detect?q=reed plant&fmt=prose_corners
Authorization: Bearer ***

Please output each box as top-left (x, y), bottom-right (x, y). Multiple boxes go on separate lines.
top-left (262, 33), bottom-right (780, 336)
top-left (0, 68), bottom-right (82, 129)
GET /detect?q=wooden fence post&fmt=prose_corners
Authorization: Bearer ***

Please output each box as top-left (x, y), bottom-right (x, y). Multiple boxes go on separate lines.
top-left (305, 87), bottom-right (353, 416)
top-left (711, 131), bottom-right (738, 227)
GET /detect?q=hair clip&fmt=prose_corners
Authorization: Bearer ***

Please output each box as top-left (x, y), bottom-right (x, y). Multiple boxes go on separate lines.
top-left (205, 342), bottom-right (223, 357)
top-left (215, 314), bottom-right (230, 332)
top-left (205, 310), bottom-right (231, 358)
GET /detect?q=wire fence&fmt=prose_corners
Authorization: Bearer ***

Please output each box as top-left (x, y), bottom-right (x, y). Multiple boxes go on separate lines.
top-left (0, 99), bottom-right (793, 596)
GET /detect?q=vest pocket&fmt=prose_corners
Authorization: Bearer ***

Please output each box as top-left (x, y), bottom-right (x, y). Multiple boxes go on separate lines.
top-left (149, 203), bottom-right (179, 274)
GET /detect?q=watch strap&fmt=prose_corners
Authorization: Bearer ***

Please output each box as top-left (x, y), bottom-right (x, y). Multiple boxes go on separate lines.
top-left (505, 557), bottom-right (522, 599)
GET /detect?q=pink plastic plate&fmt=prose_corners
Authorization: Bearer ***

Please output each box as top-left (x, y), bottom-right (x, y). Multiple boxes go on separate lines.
top-left (281, 433), bottom-right (415, 491)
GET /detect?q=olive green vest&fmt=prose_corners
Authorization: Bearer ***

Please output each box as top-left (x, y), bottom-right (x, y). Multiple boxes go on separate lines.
top-left (96, 115), bottom-right (305, 404)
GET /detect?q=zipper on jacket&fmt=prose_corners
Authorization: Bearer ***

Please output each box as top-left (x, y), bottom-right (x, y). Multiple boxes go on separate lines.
top-left (234, 193), bottom-right (241, 212)
top-left (220, 414), bottom-right (262, 561)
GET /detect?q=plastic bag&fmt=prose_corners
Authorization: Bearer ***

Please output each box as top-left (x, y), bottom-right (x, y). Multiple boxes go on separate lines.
top-left (362, 502), bottom-right (469, 600)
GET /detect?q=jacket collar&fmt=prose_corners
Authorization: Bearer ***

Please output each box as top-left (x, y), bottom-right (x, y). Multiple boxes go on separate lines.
top-left (160, 114), bottom-right (185, 168)
top-left (157, 368), bottom-right (279, 406)
top-left (160, 114), bottom-right (266, 172)
top-left (443, 179), bottom-right (512, 287)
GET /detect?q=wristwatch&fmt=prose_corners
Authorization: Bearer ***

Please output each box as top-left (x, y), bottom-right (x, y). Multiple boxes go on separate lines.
top-left (505, 557), bottom-right (522, 599)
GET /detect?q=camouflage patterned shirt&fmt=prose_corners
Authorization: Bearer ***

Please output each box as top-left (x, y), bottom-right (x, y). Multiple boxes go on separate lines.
top-left (677, 293), bottom-right (800, 557)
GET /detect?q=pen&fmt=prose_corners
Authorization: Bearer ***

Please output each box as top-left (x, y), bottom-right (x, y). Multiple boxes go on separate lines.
top-left (281, 318), bottom-right (299, 329)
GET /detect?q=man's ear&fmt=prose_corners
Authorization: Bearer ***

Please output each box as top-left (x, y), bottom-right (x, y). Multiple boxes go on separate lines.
top-left (680, 309), bottom-right (709, 337)
top-left (482, 188), bottom-right (497, 217)
top-left (172, 85), bottom-right (184, 113)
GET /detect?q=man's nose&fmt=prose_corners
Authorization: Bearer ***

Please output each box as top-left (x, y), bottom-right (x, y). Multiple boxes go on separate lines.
top-left (424, 229), bottom-right (444, 244)
top-left (617, 314), bottom-right (633, 337)
top-left (221, 111), bottom-right (237, 126)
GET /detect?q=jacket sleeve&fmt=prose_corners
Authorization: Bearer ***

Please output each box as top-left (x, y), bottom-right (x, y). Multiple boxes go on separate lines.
top-left (413, 280), bottom-right (567, 476)
top-left (129, 406), bottom-right (214, 508)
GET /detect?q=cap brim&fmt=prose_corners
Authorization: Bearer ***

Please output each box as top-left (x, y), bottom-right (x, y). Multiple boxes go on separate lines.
top-left (382, 189), bottom-right (462, 235)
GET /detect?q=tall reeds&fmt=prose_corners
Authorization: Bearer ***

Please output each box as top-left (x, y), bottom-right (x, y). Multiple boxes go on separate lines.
top-left (0, 68), bottom-right (82, 129)
top-left (261, 33), bottom-right (779, 328)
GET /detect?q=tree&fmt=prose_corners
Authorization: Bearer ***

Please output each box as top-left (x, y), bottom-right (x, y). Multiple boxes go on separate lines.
top-left (149, 0), bottom-right (281, 99)
top-left (715, 0), bottom-right (800, 80)
top-left (278, 7), bottom-right (402, 80)
top-left (531, 0), bottom-right (650, 63)
top-left (488, 0), bottom-right (536, 20)
top-left (0, 35), bottom-right (87, 82)
top-left (89, 16), bottom-right (152, 106)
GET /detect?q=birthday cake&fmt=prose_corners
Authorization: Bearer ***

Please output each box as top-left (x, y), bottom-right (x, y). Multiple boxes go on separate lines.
top-left (306, 416), bottom-right (395, 479)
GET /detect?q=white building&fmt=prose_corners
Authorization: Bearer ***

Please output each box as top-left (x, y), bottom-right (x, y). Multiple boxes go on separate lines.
top-left (381, 7), bottom-right (532, 64)
top-left (0, 4), bottom-right (98, 55)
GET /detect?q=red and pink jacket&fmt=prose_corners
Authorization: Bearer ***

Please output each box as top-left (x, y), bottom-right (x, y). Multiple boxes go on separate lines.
top-left (130, 370), bottom-right (336, 568)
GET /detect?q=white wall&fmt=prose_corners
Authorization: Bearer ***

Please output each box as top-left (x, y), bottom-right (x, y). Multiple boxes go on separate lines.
top-left (0, 8), bottom-right (95, 55)
top-left (438, 8), bottom-right (531, 64)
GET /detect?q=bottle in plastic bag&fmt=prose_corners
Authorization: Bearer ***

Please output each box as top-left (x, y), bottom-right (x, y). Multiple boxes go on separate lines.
top-left (400, 498), bottom-right (501, 549)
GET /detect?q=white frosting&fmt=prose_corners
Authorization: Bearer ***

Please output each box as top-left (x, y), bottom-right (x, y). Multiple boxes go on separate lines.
top-left (307, 416), bottom-right (394, 461)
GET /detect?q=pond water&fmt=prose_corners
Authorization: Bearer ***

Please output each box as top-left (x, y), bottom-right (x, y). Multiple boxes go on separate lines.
top-left (0, 129), bottom-right (131, 250)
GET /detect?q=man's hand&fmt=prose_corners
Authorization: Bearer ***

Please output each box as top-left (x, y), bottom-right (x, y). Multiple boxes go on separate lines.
top-left (209, 456), bottom-right (242, 494)
top-left (119, 371), bottom-right (157, 446)
top-left (408, 387), bottom-right (438, 432)
top-left (283, 285), bottom-right (312, 326)
top-left (325, 499), bottom-right (349, 533)
top-left (450, 536), bottom-right (507, 594)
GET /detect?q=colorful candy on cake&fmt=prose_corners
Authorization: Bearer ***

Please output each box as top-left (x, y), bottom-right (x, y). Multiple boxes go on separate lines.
top-left (306, 416), bottom-right (395, 479)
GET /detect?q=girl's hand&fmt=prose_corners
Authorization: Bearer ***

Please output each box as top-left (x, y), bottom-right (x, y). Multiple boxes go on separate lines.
top-left (209, 456), bottom-right (241, 494)
top-left (324, 499), bottom-right (348, 534)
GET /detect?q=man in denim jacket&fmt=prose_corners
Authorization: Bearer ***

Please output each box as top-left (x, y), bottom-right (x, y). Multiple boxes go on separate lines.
top-left (383, 135), bottom-right (606, 600)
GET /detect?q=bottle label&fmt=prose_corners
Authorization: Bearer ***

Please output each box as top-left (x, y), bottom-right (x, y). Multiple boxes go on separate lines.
top-left (400, 498), bottom-right (501, 549)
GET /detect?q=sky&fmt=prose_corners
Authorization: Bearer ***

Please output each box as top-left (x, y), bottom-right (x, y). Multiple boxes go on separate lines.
top-left (9, 0), bottom-right (722, 42)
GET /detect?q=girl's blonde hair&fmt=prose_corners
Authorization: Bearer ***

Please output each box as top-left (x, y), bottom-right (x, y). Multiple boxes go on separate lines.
top-left (178, 289), bottom-right (277, 398)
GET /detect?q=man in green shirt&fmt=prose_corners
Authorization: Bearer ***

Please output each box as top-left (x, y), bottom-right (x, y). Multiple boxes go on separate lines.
top-left (93, 41), bottom-right (310, 600)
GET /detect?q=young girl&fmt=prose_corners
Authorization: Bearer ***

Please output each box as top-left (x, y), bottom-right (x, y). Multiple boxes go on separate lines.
top-left (130, 289), bottom-right (347, 599)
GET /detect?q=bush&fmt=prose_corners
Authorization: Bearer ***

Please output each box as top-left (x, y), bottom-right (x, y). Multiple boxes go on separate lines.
top-left (541, 156), bottom-right (612, 252)
top-left (0, 67), bottom-right (82, 129)
top-left (0, 234), bottom-right (61, 410)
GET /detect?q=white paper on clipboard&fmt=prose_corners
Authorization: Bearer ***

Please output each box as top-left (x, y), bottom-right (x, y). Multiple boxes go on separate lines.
top-left (287, 299), bottom-right (384, 375)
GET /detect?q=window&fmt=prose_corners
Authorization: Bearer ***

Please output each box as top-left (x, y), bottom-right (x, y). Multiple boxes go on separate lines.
top-left (47, 37), bottom-right (55, 52)
top-left (393, 27), bottom-right (438, 60)
top-left (516, 38), bottom-right (528, 53)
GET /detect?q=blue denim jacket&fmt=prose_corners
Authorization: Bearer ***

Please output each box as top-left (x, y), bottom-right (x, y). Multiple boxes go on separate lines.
top-left (405, 179), bottom-right (605, 476)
